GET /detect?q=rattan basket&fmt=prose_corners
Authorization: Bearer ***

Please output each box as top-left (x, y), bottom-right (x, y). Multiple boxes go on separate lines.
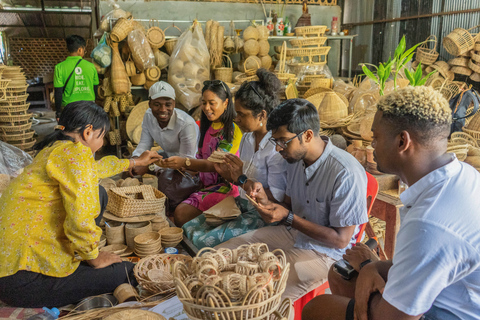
top-left (448, 57), bottom-right (469, 67)
top-left (110, 17), bottom-right (134, 42)
top-left (468, 59), bottom-right (480, 74)
top-left (0, 94), bottom-right (28, 105)
top-left (289, 36), bottom-right (327, 48)
top-left (471, 72), bottom-right (480, 82)
top-left (0, 112), bottom-right (32, 123)
top-left (10, 138), bottom-right (36, 150)
top-left (6, 85), bottom-right (28, 95)
top-left (134, 253), bottom-right (192, 294)
top-left (0, 129), bottom-right (35, 142)
top-left (295, 25), bottom-right (327, 37)
top-left (451, 131), bottom-right (478, 147)
top-left (147, 20), bottom-right (166, 49)
top-left (0, 121), bottom-right (32, 132)
top-left (443, 26), bottom-right (480, 56)
top-left (0, 103), bottom-right (30, 113)
top-left (415, 35), bottom-right (439, 65)
top-left (214, 55), bottom-right (233, 83)
top-left (173, 245), bottom-right (290, 320)
top-left (451, 65), bottom-right (473, 76)
top-left (145, 66), bottom-right (161, 81)
top-left (0, 79), bottom-right (11, 100)
top-left (286, 46), bottom-right (331, 58)
top-left (276, 42), bottom-right (297, 85)
top-left (164, 25), bottom-right (182, 55)
top-left (106, 185), bottom-right (166, 218)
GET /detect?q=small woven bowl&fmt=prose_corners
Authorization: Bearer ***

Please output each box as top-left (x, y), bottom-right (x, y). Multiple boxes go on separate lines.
top-left (100, 244), bottom-right (127, 255)
top-left (134, 232), bottom-right (161, 245)
top-left (159, 227), bottom-right (183, 237)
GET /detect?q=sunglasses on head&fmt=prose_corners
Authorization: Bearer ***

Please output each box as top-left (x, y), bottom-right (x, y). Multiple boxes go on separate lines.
top-left (203, 80), bottom-right (228, 94)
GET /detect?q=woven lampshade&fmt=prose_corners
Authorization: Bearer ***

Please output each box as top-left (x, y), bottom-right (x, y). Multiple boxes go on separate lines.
top-left (306, 89), bottom-right (348, 122)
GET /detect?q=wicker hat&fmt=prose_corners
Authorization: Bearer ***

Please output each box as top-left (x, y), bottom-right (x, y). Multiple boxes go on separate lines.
top-left (428, 61), bottom-right (454, 81)
top-left (149, 81), bottom-right (175, 100)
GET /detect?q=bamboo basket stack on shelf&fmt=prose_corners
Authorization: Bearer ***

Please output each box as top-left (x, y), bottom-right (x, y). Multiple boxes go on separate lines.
top-left (0, 65), bottom-right (34, 156)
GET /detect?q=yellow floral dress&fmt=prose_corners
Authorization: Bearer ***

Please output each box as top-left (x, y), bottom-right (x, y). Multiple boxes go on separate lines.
top-left (0, 140), bottom-right (129, 278)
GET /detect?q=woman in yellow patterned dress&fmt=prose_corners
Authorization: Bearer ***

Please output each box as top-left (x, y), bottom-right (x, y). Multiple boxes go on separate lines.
top-left (0, 101), bottom-right (161, 308)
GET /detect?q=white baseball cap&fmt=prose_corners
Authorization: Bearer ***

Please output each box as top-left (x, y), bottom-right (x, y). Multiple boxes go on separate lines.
top-left (149, 81), bottom-right (176, 100)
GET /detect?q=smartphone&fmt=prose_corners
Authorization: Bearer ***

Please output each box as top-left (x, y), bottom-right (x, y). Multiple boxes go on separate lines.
top-left (333, 238), bottom-right (378, 280)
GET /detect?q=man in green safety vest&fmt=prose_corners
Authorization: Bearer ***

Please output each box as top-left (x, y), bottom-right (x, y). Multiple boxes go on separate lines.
top-left (54, 35), bottom-right (99, 119)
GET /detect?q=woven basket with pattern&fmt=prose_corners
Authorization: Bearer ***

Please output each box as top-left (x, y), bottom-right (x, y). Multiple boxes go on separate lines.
top-left (106, 185), bottom-right (166, 218)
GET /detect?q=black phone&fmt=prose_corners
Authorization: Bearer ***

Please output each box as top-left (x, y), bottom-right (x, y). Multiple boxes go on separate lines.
top-left (333, 238), bottom-right (378, 280)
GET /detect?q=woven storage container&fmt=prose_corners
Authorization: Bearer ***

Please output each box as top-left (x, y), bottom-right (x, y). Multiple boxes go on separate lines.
top-left (145, 66), bottom-right (161, 81)
top-left (415, 35), bottom-right (439, 65)
top-left (134, 232), bottom-right (162, 257)
top-left (289, 37), bottom-right (327, 48)
top-left (113, 283), bottom-right (138, 304)
top-left (173, 245), bottom-right (290, 320)
top-left (443, 26), bottom-right (480, 56)
top-left (295, 25), bottom-right (327, 37)
top-left (468, 59), bottom-right (480, 74)
top-left (125, 221), bottom-right (152, 250)
top-left (164, 25), bottom-right (182, 55)
top-left (147, 20), bottom-right (166, 49)
top-left (110, 17), bottom-right (134, 42)
top-left (452, 65), bottom-right (473, 76)
top-left (106, 185), bottom-right (166, 218)
top-left (106, 221), bottom-right (125, 245)
top-left (214, 55), bottom-right (233, 83)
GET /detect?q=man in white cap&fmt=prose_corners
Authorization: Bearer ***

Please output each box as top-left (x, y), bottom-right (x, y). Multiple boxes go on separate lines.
top-left (132, 81), bottom-right (199, 175)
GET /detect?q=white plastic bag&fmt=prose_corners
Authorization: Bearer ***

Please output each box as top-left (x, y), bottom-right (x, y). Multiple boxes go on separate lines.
top-left (0, 141), bottom-right (32, 177)
top-left (168, 23), bottom-right (210, 110)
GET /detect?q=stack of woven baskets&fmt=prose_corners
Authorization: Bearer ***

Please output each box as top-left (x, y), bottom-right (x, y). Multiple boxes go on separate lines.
top-left (0, 65), bottom-right (34, 156)
top-left (443, 26), bottom-right (480, 82)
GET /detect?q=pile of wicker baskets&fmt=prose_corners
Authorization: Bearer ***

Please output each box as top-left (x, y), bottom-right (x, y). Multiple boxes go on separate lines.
top-left (173, 243), bottom-right (290, 320)
top-left (0, 65), bottom-right (34, 156)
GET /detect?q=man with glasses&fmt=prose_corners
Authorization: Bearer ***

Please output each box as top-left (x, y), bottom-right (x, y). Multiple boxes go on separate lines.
top-left (217, 98), bottom-right (368, 302)
top-left (54, 35), bottom-right (99, 119)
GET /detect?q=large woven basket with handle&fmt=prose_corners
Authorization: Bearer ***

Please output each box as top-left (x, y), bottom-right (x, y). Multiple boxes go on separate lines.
top-left (106, 185), bottom-right (166, 218)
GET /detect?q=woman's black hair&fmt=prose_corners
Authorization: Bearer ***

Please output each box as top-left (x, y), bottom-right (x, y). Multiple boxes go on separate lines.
top-left (234, 68), bottom-right (281, 117)
top-left (34, 101), bottom-right (110, 151)
top-left (199, 81), bottom-right (235, 148)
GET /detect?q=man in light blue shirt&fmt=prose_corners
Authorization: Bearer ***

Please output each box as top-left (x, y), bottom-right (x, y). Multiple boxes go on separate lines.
top-left (218, 99), bottom-right (368, 301)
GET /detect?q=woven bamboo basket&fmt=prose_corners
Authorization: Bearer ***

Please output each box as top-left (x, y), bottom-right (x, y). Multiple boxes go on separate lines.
top-left (0, 112), bottom-right (32, 123)
top-left (0, 94), bottom-right (28, 105)
top-left (164, 25), bottom-right (183, 55)
top-left (451, 131), bottom-right (478, 147)
top-left (125, 221), bottom-right (152, 250)
top-left (443, 26), bottom-right (480, 56)
top-left (106, 185), bottom-right (166, 218)
top-left (105, 221), bottom-right (125, 245)
top-left (0, 103), bottom-right (30, 113)
top-left (159, 227), bottom-right (183, 247)
top-left (286, 46), bottom-right (331, 58)
top-left (295, 25), bottom-right (327, 37)
top-left (0, 121), bottom-right (32, 133)
top-left (471, 72), bottom-right (480, 82)
top-left (235, 73), bottom-right (259, 84)
top-left (173, 245), bottom-right (290, 320)
top-left (415, 35), bottom-right (439, 65)
top-left (152, 219), bottom-right (170, 232)
top-left (131, 72), bottom-right (146, 86)
top-left (113, 283), bottom-right (138, 304)
top-left (276, 42), bottom-right (297, 85)
top-left (134, 254), bottom-right (192, 294)
top-left (289, 37), bottom-right (327, 48)
top-left (214, 55), bottom-right (233, 83)
top-left (472, 51), bottom-right (480, 64)
top-left (244, 56), bottom-right (261, 77)
top-left (134, 232), bottom-right (162, 257)
top-left (0, 129), bottom-right (35, 142)
top-left (10, 138), bottom-right (36, 150)
top-left (111, 17), bottom-right (134, 42)
top-left (309, 76), bottom-right (333, 89)
top-left (147, 20), bottom-right (166, 49)
top-left (468, 59), bottom-right (480, 74)
top-left (0, 79), bottom-right (11, 100)
top-left (145, 66), bottom-right (161, 81)
top-left (448, 57), bottom-right (469, 67)
top-left (100, 244), bottom-right (128, 255)
top-left (125, 56), bottom-right (136, 77)
top-left (429, 61), bottom-right (454, 81)
top-left (451, 66), bottom-right (473, 76)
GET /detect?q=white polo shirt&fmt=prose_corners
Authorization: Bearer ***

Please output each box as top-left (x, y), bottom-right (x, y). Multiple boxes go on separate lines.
top-left (383, 156), bottom-right (480, 319)
top-left (239, 131), bottom-right (287, 202)
top-left (132, 108), bottom-right (199, 158)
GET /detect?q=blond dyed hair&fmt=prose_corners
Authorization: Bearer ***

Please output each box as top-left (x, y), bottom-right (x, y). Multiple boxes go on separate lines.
top-left (377, 86), bottom-right (452, 125)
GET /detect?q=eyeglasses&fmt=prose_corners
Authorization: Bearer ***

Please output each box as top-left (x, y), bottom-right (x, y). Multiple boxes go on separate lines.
top-left (203, 80), bottom-right (228, 94)
top-left (269, 131), bottom-right (305, 149)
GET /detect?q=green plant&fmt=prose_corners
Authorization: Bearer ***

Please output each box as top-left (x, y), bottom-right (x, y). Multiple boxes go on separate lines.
top-left (361, 35), bottom-right (424, 95)
top-left (404, 62), bottom-right (437, 86)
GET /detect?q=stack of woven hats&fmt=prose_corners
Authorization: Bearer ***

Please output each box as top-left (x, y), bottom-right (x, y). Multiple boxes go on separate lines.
top-left (0, 65), bottom-right (34, 156)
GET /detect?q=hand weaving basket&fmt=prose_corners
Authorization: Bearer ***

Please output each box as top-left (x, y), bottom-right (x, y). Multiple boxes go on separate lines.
top-left (173, 244), bottom-right (290, 320)
top-left (106, 185), bottom-right (166, 218)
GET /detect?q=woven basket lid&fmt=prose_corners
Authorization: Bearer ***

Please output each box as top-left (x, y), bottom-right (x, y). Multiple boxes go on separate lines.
top-left (104, 310), bottom-right (166, 320)
top-left (306, 89), bottom-right (348, 122)
top-left (126, 101), bottom-right (150, 141)
top-left (146, 66), bottom-right (161, 81)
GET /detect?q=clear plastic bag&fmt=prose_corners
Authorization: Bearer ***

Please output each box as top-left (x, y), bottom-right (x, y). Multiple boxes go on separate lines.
top-left (127, 29), bottom-right (155, 72)
top-left (0, 141), bottom-right (32, 177)
top-left (168, 22), bottom-right (210, 110)
top-left (91, 32), bottom-right (112, 68)
top-left (94, 0), bottom-right (130, 37)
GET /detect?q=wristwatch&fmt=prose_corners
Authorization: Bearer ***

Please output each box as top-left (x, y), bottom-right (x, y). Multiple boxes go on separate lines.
top-left (359, 259), bottom-right (372, 270)
top-left (283, 211), bottom-right (294, 227)
top-left (185, 158), bottom-right (191, 167)
top-left (236, 174), bottom-right (248, 186)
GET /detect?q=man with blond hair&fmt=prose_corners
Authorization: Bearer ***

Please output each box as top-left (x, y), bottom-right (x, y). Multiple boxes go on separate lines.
top-left (302, 86), bottom-right (480, 320)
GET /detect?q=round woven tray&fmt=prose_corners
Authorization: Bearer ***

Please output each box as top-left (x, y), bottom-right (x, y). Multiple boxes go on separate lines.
top-left (0, 103), bottom-right (30, 113)
top-left (9, 138), bottom-right (36, 150)
top-left (0, 121), bottom-right (32, 132)
top-left (0, 129), bottom-right (35, 142)
top-left (147, 23), bottom-right (166, 49)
